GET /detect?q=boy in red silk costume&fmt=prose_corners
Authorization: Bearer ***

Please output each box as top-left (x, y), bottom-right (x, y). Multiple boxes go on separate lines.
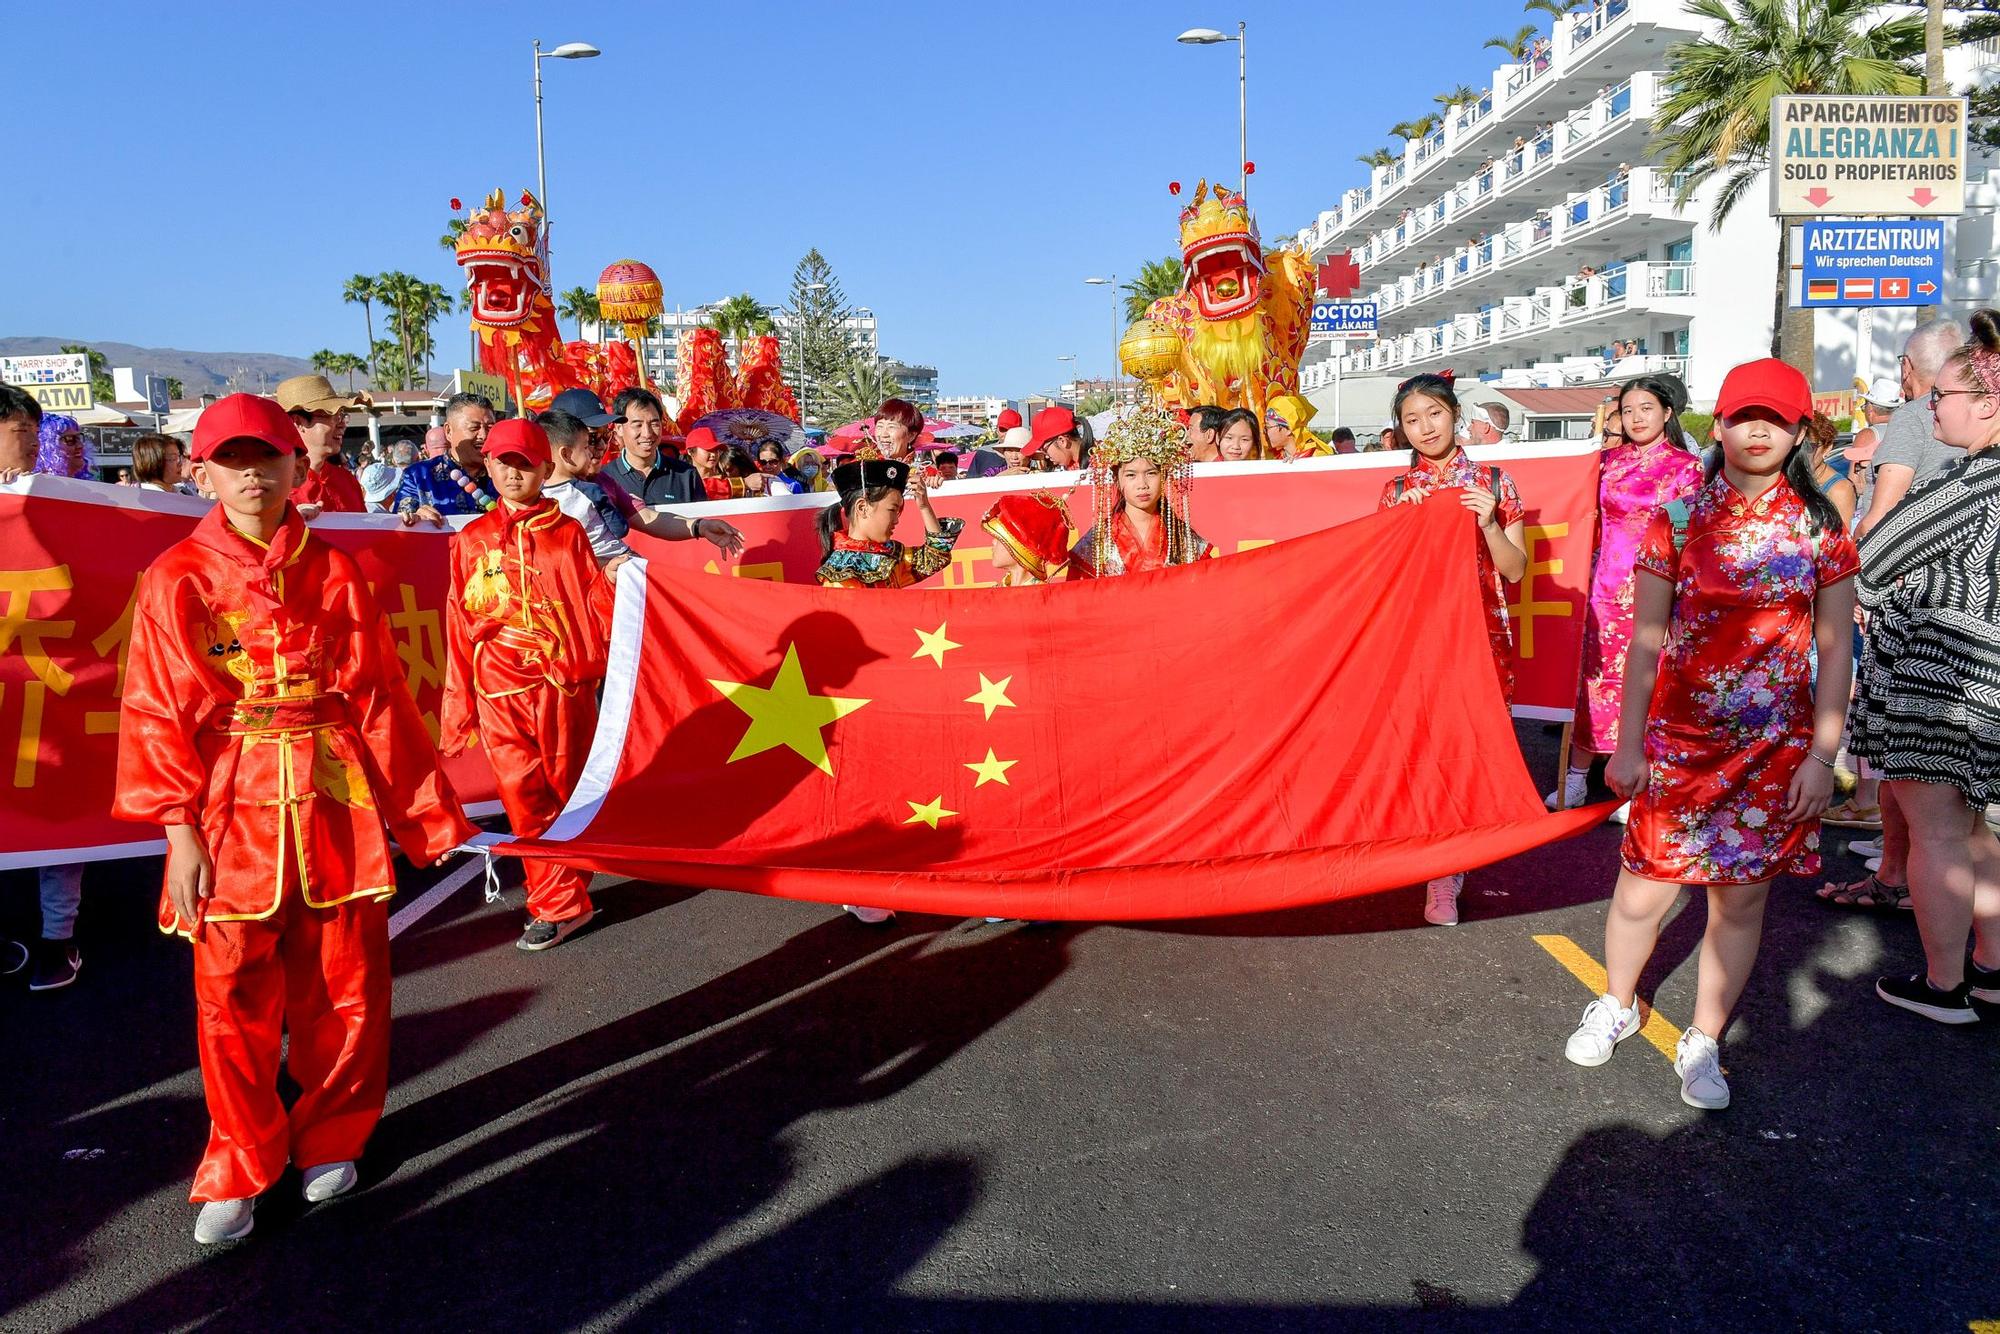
top-left (114, 394), bottom-right (473, 1245)
top-left (442, 417), bottom-right (613, 952)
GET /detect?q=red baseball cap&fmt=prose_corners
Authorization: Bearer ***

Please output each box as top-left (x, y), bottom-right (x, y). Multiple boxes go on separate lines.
top-left (1030, 405), bottom-right (1078, 450)
top-left (996, 407), bottom-right (1023, 432)
top-left (685, 426), bottom-right (723, 455)
top-left (1714, 358), bottom-right (1813, 424)
top-left (481, 418), bottom-right (551, 468)
top-left (191, 393), bottom-right (304, 460)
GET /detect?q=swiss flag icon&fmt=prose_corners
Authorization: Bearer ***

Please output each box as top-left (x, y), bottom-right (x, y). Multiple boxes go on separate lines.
top-left (1880, 277), bottom-right (1911, 300)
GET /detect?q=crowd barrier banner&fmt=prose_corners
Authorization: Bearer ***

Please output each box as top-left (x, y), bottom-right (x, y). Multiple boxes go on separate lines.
top-left (498, 494), bottom-right (1613, 920)
top-left (0, 443), bottom-right (1598, 868)
top-left (0, 480), bottom-right (499, 867)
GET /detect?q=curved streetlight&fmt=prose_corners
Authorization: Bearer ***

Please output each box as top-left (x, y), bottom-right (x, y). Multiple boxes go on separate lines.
top-left (533, 39), bottom-right (601, 289)
top-left (1056, 354), bottom-right (1078, 400)
top-left (1177, 23), bottom-right (1247, 196)
top-left (1084, 275), bottom-right (1121, 401)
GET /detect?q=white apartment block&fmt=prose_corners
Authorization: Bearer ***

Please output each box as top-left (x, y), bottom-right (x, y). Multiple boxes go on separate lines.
top-left (1295, 0), bottom-right (2000, 411)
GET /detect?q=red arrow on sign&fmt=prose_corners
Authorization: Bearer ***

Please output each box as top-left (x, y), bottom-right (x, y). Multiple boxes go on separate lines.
top-left (1911, 187), bottom-right (1937, 207)
top-left (1918, 281), bottom-right (1938, 296)
top-left (1802, 187), bottom-right (1834, 208)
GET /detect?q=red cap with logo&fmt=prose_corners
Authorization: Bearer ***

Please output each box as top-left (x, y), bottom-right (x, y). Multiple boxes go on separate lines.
top-left (481, 418), bottom-right (551, 468)
top-left (191, 393), bottom-right (305, 460)
top-left (1714, 358), bottom-right (1813, 425)
top-left (1029, 405), bottom-right (1078, 450)
top-left (996, 407), bottom-right (1023, 432)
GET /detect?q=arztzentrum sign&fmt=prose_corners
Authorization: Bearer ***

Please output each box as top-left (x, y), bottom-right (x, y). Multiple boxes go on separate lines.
top-left (1770, 95), bottom-right (1968, 217)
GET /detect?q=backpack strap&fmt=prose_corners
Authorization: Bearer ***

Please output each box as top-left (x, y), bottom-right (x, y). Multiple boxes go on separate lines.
top-left (1663, 498), bottom-right (1692, 556)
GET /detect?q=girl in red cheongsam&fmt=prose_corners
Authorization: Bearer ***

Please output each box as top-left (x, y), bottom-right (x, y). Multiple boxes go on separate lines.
top-left (1378, 373), bottom-right (1528, 928)
top-left (1561, 359), bottom-right (1857, 1113)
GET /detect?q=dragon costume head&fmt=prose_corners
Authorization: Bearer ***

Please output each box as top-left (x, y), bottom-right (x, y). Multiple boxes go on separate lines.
top-left (1178, 180), bottom-right (1264, 321)
top-left (456, 189), bottom-right (551, 332)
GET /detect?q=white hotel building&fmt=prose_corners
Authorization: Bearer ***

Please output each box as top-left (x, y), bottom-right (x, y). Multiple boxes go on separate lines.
top-left (1295, 0), bottom-right (1999, 425)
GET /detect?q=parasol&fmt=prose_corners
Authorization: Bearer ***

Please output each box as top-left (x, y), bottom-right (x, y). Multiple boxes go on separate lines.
top-left (692, 408), bottom-right (806, 454)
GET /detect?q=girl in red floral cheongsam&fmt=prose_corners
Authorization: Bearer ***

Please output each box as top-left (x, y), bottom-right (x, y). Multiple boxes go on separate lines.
top-left (1378, 372), bottom-right (1528, 929)
top-left (1562, 359), bottom-right (1857, 1113)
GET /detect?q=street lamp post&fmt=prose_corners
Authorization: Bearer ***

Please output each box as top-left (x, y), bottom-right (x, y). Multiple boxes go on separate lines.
top-left (1177, 23), bottom-right (1247, 196)
top-left (1084, 275), bottom-right (1120, 403)
top-left (532, 38), bottom-right (600, 290)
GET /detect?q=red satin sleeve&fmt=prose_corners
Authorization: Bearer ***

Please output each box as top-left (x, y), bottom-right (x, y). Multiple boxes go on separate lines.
top-left (111, 570), bottom-right (218, 829)
top-left (440, 534), bottom-right (477, 756)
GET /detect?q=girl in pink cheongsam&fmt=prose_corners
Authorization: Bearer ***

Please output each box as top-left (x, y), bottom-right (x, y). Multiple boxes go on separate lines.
top-left (1547, 377), bottom-right (1704, 814)
top-left (1560, 359), bottom-right (1857, 1113)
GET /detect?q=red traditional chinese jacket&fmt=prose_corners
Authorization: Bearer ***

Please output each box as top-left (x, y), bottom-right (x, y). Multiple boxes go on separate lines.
top-left (292, 460), bottom-right (367, 513)
top-left (113, 504), bottom-right (473, 933)
top-left (441, 499), bottom-right (613, 754)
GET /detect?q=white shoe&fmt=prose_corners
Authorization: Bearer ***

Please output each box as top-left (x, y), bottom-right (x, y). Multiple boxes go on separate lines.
top-left (1864, 856), bottom-right (1882, 873)
top-left (1564, 993), bottom-right (1640, 1066)
top-left (1606, 801), bottom-right (1631, 825)
top-left (1849, 837), bottom-right (1883, 858)
top-left (1423, 874), bottom-right (1463, 926)
top-left (194, 1198), bottom-right (255, 1244)
top-left (1544, 770), bottom-right (1589, 810)
top-left (843, 905), bottom-right (895, 925)
top-left (301, 1160), bottom-right (358, 1203)
top-left (1674, 1026), bottom-right (1730, 1110)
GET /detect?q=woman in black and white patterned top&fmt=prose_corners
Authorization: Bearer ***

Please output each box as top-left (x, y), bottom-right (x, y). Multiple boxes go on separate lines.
top-left (1855, 308), bottom-right (2000, 1024)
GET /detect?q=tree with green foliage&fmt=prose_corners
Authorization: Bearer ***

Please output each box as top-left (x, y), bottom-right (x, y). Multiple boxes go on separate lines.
top-left (1653, 0), bottom-right (1924, 372)
top-left (59, 344), bottom-right (117, 404)
top-left (1524, 0), bottom-right (1587, 19)
top-left (1388, 114), bottom-right (1440, 143)
top-left (342, 274), bottom-right (379, 385)
top-left (1121, 257), bottom-right (1185, 323)
top-left (704, 293), bottom-right (776, 347)
top-left (557, 287), bottom-right (601, 340)
top-left (823, 356), bottom-right (906, 426)
top-left (1484, 24), bottom-right (1538, 59)
top-left (1078, 390), bottom-right (1115, 417)
top-left (1356, 147), bottom-right (1400, 171)
top-left (782, 249), bottom-right (865, 426)
top-left (164, 376), bottom-right (184, 400)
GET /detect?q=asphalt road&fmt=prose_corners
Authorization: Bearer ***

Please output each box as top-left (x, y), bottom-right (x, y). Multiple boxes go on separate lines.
top-left (3, 725), bottom-right (1996, 1333)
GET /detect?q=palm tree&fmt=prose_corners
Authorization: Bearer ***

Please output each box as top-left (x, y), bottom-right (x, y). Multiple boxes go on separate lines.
top-left (1653, 0), bottom-right (1924, 370)
top-left (439, 216), bottom-right (469, 253)
top-left (1484, 23), bottom-right (1538, 59)
top-left (704, 292), bottom-right (776, 348)
top-left (164, 377), bottom-right (184, 400)
top-left (374, 271), bottom-right (423, 390)
top-left (328, 354), bottom-right (364, 392)
top-left (1121, 256), bottom-right (1185, 322)
top-left (60, 343), bottom-right (116, 404)
top-left (557, 286), bottom-right (600, 340)
top-left (310, 349), bottom-right (340, 381)
top-left (1356, 147), bottom-right (1400, 171)
top-left (1388, 114), bottom-right (1440, 144)
top-left (823, 356), bottom-right (907, 425)
top-left (1524, 0), bottom-right (1586, 18)
top-left (1435, 83), bottom-right (1480, 113)
top-left (342, 274), bottom-right (379, 385)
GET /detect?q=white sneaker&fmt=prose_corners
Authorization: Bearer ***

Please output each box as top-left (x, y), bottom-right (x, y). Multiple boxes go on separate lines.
top-left (1674, 1026), bottom-right (1730, 1110)
top-left (1606, 801), bottom-right (1631, 825)
top-left (1564, 993), bottom-right (1640, 1066)
top-left (301, 1160), bottom-right (357, 1202)
top-left (842, 905), bottom-right (895, 925)
top-left (1864, 856), bottom-right (1882, 873)
top-left (1544, 770), bottom-right (1590, 810)
top-left (1423, 874), bottom-right (1463, 926)
top-left (1849, 837), bottom-right (1883, 858)
top-left (194, 1198), bottom-right (255, 1244)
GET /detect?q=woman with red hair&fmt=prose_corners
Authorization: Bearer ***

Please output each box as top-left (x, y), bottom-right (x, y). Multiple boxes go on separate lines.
top-left (870, 398), bottom-right (925, 461)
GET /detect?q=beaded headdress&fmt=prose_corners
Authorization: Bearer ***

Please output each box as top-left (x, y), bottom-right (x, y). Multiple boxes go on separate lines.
top-left (1086, 405), bottom-right (1198, 575)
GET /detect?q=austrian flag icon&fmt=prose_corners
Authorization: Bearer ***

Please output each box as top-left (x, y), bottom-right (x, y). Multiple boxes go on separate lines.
top-left (1843, 278), bottom-right (1876, 301)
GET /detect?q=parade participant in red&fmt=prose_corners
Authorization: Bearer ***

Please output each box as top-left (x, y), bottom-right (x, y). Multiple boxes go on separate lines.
top-left (1379, 372), bottom-right (1528, 927)
top-left (1071, 406), bottom-right (1209, 579)
top-left (276, 375), bottom-right (368, 516)
top-left (815, 452), bottom-right (963, 924)
top-left (113, 393), bottom-right (472, 1245)
top-left (441, 418), bottom-right (613, 952)
top-left (686, 425), bottom-right (766, 501)
top-left (1029, 405), bottom-right (1085, 471)
top-left (981, 492), bottom-right (1071, 585)
top-left (1564, 358), bottom-right (1856, 1109)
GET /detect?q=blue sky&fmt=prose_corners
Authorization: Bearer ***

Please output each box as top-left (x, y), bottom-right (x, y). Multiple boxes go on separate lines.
top-left (6, 0), bottom-right (1532, 397)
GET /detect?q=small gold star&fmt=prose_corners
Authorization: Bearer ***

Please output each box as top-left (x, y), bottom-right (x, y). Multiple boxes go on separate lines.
top-left (912, 622), bottom-right (962, 667)
top-left (965, 673), bottom-right (1016, 720)
top-left (904, 796), bottom-right (957, 829)
top-left (965, 749), bottom-right (1017, 787)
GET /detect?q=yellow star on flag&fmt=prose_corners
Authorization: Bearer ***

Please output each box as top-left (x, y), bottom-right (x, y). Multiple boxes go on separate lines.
top-left (912, 622), bottom-right (962, 667)
top-left (965, 673), bottom-right (1016, 720)
top-left (709, 642), bottom-right (869, 775)
top-left (965, 749), bottom-right (1016, 787)
top-left (905, 796), bottom-right (957, 829)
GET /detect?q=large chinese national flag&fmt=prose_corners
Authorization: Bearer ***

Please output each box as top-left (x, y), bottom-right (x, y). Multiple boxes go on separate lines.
top-left (499, 497), bottom-right (1609, 919)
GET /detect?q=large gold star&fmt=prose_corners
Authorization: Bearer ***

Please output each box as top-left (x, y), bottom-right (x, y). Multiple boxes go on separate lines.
top-left (912, 622), bottom-right (962, 667)
top-left (965, 749), bottom-right (1016, 787)
top-left (904, 796), bottom-right (958, 829)
top-left (709, 642), bottom-right (869, 775)
top-left (965, 673), bottom-right (1016, 720)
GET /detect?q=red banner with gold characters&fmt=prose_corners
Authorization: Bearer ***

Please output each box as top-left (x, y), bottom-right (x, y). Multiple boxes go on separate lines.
top-left (0, 479), bottom-right (499, 867)
top-left (0, 443), bottom-right (1597, 866)
top-left (498, 493), bottom-right (1612, 919)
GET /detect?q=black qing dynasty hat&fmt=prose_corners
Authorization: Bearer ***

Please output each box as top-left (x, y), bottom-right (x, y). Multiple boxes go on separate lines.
top-left (832, 457), bottom-right (910, 500)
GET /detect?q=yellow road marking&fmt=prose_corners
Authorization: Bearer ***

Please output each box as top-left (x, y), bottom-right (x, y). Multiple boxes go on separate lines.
top-left (1533, 933), bottom-right (1684, 1063)
top-left (1967, 1320), bottom-right (1999, 1333)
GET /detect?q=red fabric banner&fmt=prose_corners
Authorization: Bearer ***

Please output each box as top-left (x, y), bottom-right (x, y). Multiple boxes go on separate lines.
top-left (0, 480), bottom-right (498, 867)
top-left (640, 443), bottom-right (1601, 719)
top-left (500, 497), bottom-right (1609, 920)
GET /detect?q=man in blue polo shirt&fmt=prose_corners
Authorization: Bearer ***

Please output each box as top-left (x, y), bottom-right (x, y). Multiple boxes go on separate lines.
top-left (397, 392), bottom-right (500, 525)
top-left (600, 387), bottom-right (700, 507)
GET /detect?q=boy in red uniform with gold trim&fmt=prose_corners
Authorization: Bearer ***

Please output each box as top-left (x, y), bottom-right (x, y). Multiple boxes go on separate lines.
top-left (114, 394), bottom-right (473, 1245)
top-left (442, 418), bottom-right (613, 951)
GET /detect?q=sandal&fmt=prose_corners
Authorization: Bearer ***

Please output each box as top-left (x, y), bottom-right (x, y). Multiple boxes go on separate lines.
top-left (1821, 800), bottom-right (1883, 830)
top-left (1815, 873), bottom-right (1911, 911)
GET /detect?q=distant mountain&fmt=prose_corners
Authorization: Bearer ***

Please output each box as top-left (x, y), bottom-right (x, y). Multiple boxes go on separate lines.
top-left (0, 337), bottom-right (353, 397)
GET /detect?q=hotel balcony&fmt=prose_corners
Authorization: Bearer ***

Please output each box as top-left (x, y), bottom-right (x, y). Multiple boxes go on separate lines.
top-left (1299, 259), bottom-right (1698, 389)
top-left (1299, 0), bottom-right (1704, 256)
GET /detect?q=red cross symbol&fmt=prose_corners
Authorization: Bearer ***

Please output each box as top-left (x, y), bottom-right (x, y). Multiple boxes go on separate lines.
top-left (1316, 251), bottom-right (1361, 298)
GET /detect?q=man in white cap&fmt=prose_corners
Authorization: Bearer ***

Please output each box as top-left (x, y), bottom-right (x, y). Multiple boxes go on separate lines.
top-left (1845, 376), bottom-right (1901, 512)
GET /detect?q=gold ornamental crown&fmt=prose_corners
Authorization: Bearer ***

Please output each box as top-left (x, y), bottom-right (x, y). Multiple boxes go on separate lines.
top-left (1092, 405), bottom-right (1188, 472)
top-left (1177, 179), bottom-right (1258, 259)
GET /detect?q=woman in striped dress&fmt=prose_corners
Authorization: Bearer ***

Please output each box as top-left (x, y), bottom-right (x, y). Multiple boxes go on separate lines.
top-left (1854, 308), bottom-right (2000, 1025)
